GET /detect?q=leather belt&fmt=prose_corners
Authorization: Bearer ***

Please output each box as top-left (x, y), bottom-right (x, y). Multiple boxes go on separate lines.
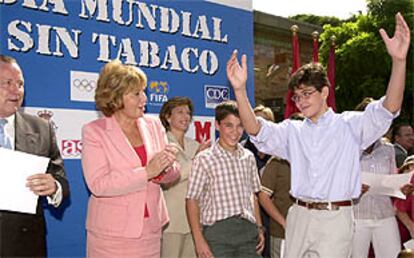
top-left (290, 196), bottom-right (353, 211)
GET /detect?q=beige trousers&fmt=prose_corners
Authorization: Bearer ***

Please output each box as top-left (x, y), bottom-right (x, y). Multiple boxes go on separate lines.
top-left (285, 204), bottom-right (354, 258)
top-left (161, 232), bottom-right (196, 258)
top-left (270, 236), bottom-right (284, 258)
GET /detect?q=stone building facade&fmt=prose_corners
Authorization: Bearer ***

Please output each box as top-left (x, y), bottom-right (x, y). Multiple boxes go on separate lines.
top-left (254, 11), bottom-right (322, 121)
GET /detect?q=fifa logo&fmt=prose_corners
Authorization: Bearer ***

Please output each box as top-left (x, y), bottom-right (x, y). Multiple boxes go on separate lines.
top-left (148, 81), bottom-right (169, 106)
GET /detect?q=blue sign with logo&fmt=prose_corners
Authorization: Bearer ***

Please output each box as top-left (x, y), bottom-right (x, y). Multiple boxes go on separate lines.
top-left (0, 1), bottom-right (254, 256)
top-left (147, 80), bottom-right (170, 106)
top-left (204, 84), bottom-right (230, 109)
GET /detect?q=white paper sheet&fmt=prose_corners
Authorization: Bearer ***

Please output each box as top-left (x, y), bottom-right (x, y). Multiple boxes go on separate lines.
top-left (404, 239), bottom-right (414, 250)
top-left (0, 147), bottom-right (50, 214)
top-left (361, 171), bottom-right (414, 199)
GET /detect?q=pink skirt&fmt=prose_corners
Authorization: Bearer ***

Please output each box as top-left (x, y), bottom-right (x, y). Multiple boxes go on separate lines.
top-left (87, 227), bottom-right (161, 258)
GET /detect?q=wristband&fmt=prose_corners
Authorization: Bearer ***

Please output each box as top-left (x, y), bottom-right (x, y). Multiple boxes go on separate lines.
top-left (257, 225), bottom-right (266, 233)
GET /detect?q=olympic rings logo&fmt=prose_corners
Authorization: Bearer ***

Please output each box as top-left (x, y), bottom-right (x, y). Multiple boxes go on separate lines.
top-left (73, 79), bottom-right (96, 92)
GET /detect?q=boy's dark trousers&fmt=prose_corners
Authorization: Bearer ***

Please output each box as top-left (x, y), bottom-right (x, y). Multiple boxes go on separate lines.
top-left (203, 216), bottom-right (261, 258)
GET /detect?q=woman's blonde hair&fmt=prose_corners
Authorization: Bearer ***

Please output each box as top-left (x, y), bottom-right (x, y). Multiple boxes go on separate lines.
top-left (400, 155), bottom-right (414, 173)
top-left (254, 105), bottom-right (275, 122)
top-left (95, 60), bottom-right (147, 116)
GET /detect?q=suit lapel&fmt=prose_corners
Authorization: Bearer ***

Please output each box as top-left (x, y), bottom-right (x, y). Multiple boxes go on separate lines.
top-left (15, 112), bottom-right (39, 153)
top-left (105, 116), bottom-right (142, 166)
top-left (137, 117), bottom-right (155, 161)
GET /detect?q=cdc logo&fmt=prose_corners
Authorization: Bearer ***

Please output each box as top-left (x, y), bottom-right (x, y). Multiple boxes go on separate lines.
top-left (204, 85), bottom-right (230, 109)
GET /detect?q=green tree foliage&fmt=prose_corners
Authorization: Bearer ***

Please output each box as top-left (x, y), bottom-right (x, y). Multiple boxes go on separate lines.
top-left (289, 14), bottom-right (343, 27)
top-left (319, 0), bottom-right (414, 123)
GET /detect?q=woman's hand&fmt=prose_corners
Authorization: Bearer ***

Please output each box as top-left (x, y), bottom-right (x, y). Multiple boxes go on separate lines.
top-left (147, 144), bottom-right (178, 179)
top-left (401, 183), bottom-right (414, 196)
top-left (197, 139), bottom-right (211, 154)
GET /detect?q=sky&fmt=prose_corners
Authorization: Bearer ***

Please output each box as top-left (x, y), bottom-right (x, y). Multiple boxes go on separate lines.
top-left (252, 0), bottom-right (368, 19)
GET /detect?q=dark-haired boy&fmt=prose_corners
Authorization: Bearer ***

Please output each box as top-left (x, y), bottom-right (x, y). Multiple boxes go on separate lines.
top-left (226, 13), bottom-right (410, 258)
top-left (186, 101), bottom-right (264, 258)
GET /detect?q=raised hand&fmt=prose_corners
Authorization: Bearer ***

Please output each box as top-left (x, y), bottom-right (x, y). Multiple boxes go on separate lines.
top-left (380, 12), bottom-right (411, 61)
top-left (226, 50), bottom-right (248, 91)
top-left (197, 139), bottom-right (211, 154)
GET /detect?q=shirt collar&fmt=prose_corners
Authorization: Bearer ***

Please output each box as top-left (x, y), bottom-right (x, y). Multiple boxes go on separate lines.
top-left (304, 108), bottom-right (334, 126)
top-left (212, 139), bottom-right (244, 158)
top-left (0, 114), bottom-right (15, 126)
top-left (394, 143), bottom-right (408, 154)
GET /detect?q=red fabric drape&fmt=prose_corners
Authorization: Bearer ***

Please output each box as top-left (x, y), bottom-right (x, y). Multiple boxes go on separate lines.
top-left (313, 38), bottom-right (319, 63)
top-left (327, 42), bottom-right (337, 111)
top-left (284, 30), bottom-right (301, 119)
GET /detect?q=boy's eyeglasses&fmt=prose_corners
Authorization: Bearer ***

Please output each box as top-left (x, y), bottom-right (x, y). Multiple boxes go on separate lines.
top-left (291, 89), bottom-right (318, 103)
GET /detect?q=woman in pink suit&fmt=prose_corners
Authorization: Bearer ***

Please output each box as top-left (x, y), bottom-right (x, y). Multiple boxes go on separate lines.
top-left (81, 60), bottom-right (180, 258)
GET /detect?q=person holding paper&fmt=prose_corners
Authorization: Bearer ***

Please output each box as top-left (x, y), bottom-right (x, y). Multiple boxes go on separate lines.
top-left (81, 60), bottom-right (180, 258)
top-left (395, 156), bottom-right (414, 244)
top-left (0, 55), bottom-right (69, 257)
top-left (226, 12), bottom-right (410, 258)
top-left (350, 98), bottom-right (401, 258)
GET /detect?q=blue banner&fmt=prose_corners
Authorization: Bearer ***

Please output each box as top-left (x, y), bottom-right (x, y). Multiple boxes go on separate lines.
top-left (0, 0), bottom-right (254, 256)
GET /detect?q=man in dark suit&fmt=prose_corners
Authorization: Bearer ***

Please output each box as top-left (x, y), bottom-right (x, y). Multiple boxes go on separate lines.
top-left (392, 124), bottom-right (414, 167)
top-left (0, 55), bottom-right (69, 257)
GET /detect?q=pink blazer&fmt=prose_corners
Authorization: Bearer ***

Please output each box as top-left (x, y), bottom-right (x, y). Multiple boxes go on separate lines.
top-left (81, 115), bottom-right (180, 238)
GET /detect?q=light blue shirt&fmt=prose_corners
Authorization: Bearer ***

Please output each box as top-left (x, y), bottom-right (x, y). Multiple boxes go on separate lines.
top-left (0, 113), bottom-right (62, 206)
top-left (250, 97), bottom-right (397, 201)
